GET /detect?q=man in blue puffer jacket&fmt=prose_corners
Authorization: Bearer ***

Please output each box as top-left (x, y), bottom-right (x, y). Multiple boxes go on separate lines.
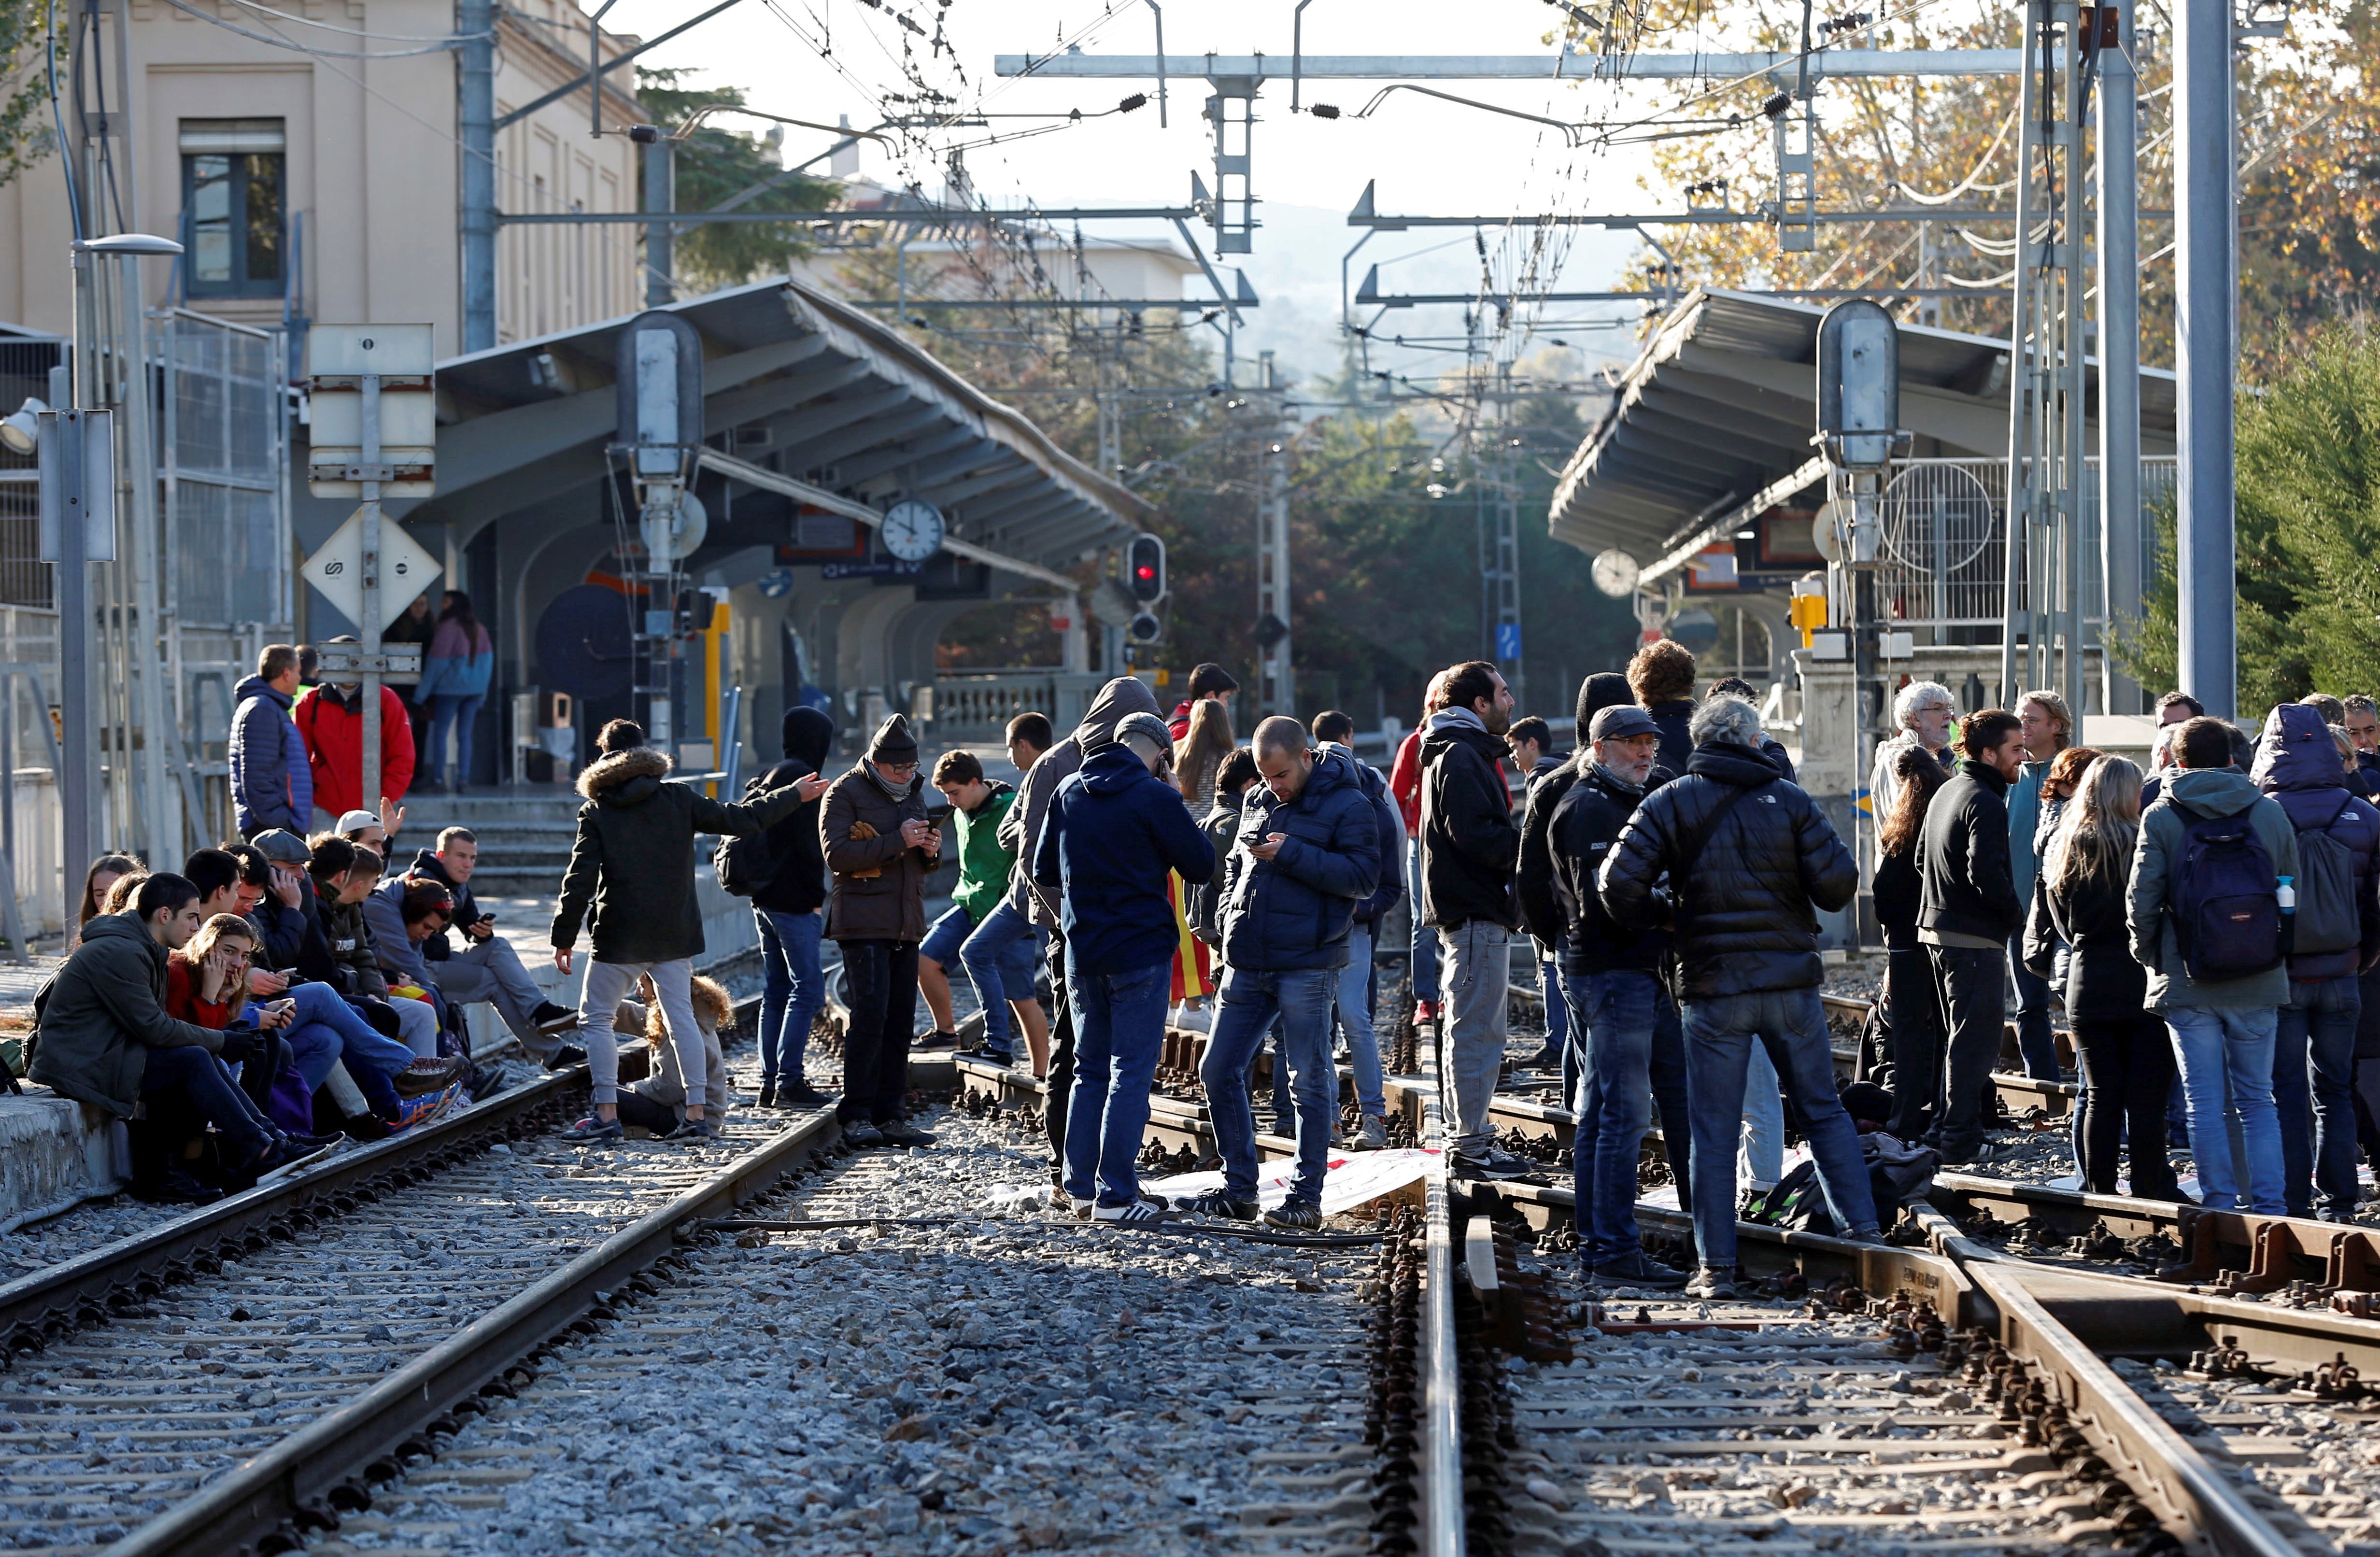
top-left (2252, 700), bottom-right (2380, 1220)
top-left (1195, 717), bottom-right (1381, 1231)
top-left (1031, 710), bottom-right (1216, 1223)
top-left (230, 646), bottom-right (306, 838)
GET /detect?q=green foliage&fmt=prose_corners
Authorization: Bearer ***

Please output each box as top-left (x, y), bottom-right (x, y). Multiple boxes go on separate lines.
top-left (636, 68), bottom-right (837, 293)
top-left (2117, 325), bottom-right (2380, 710)
top-left (0, 0), bottom-right (59, 192)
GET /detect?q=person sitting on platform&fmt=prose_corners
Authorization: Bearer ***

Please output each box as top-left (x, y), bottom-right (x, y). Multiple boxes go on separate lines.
top-left (28, 875), bottom-right (324, 1202)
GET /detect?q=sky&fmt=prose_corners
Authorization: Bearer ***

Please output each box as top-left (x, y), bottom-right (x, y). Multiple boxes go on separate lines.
top-left (603, 0), bottom-right (1684, 384)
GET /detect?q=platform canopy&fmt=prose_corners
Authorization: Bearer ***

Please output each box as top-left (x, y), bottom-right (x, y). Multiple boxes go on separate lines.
top-left (1545, 288), bottom-right (2177, 581)
top-left (405, 274), bottom-right (1144, 578)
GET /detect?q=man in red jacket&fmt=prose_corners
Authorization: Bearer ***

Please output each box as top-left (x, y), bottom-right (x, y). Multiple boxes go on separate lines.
top-left (294, 636), bottom-right (417, 829)
top-left (1166, 663), bottom-right (1239, 742)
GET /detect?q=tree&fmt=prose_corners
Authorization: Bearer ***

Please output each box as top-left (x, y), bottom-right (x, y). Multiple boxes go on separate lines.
top-left (2114, 324), bottom-right (2380, 708)
top-left (0, 0), bottom-right (58, 192)
top-left (635, 68), bottom-right (838, 294)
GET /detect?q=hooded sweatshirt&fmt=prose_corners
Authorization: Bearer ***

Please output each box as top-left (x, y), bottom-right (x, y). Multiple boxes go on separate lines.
top-left (2252, 701), bottom-right (2380, 981)
top-left (552, 746), bottom-right (805, 963)
top-left (752, 707), bottom-right (838, 917)
top-left (2129, 764), bottom-right (2302, 1011)
top-left (1004, 676), bottom-right (1164, 928)
top-left (1032, 742), bottom-right (1217, 976)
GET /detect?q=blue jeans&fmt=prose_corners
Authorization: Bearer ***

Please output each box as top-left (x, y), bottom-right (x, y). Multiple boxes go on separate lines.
top-left (143, 1044), bottom-right (272, 1161)
top-left (1406, 838), bottom-right (1438, 1004)
top-left (2165, 1005), bottom-right (2285, 1213)
top-left (755, 908), bottom-right (825, 1087)
top-left (2009, 935), bottom-right (2062, 1080)
top-left (1204, 965), bottom-right (1339, 1204)
top-left (2276, 978), bottom-right (2362, 1219)
top-left (958, 899), bottom-right (1043, 1057)
top-left (1533, 954), bottom-right (1569, 1061)
top-left (1335, 927), bottom-right (1386, 1119)
top-left (1682, 987), bottom-right (1880, 1269)
top-left (1566, 969), bottom-right (1672, 1266)
top-left (426, 693), bottom-right (485, 786)
top-left (1562, 972), bottom-right (1695, 1211)
top-left (1062, 959), bottom-right (1171, 1208)
top-left (284, 980), bottom-right (413, 1118)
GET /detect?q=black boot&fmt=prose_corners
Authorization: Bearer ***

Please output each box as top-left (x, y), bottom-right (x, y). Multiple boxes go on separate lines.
top-left (758, 1080), bottom-right (778, 1109)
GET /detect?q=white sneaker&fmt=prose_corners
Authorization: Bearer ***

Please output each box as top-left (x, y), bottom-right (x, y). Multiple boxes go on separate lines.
top-left (1171, 1002), bottom-right (1213, 1033)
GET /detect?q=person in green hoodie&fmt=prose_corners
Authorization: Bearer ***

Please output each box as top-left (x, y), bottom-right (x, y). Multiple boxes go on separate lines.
top-left (919, 749), bottom-right (1045, 1069)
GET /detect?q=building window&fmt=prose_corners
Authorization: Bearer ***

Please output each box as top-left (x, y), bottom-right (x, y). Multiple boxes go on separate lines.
top-left (180, 119), bottom-right (286, 298)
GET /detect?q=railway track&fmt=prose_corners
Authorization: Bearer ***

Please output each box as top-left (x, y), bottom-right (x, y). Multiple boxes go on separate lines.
top-left (7, 962), bottom-right (2378, 1557)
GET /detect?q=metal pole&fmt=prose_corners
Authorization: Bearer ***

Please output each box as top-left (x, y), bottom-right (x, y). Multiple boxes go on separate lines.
top-left (2097, 0), bottom-right (2142, 716)
top-left (117, 256), bottom-right (175, 860)
top-left (2174, 0), bottom-right (2235, 719)
top-left (459, 0), bottom-right (497, 353)
top-left (2060, 6), bottom-right (2087, 721)
top-left (1998, 1), bottom-right (2040, 711)
top-left (360, 373), bottom-right (382, 821)
top-left (643, 138), bottom-right (676, 308)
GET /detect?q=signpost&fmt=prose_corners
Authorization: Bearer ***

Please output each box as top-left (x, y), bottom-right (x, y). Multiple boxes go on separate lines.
top-left (304, 326), bottom-right (438, 810)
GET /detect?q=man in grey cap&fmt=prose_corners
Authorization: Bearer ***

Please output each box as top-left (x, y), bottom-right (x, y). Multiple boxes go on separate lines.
top-left (1546, 704), bottom-right (1691, 1288)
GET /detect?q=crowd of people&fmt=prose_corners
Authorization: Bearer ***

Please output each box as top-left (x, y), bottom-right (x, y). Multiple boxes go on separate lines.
top-left (1873, 682), bottom-right (2380, 1233)
top-left (26, 814), bottom-right (582, 1203)
top-left (46, 623), bottom-right (2380, 1294)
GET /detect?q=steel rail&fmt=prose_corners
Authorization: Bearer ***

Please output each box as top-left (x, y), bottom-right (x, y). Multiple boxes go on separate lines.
top-left (1959, 1257), bottom-right (2304, 1557)
top-left (1418, 1075), bottom-right (1464, 1557)
top-left (0, 1066), bottom-right (585, 1358)
top-left (112, 1108), bottom-right (846, 1557)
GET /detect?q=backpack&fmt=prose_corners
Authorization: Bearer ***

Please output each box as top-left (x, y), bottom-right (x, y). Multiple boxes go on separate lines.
top-left (2290, 794), bottom-right (2365, 957)
top-left (712, 775), bottom-right (788, 897)
top-left (1741, 1133), bottom-right (1937, 1235)
top-left (2170, 808), bottom-right (2284, 982)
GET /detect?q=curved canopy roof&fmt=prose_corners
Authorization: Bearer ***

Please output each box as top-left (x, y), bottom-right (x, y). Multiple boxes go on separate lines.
top-left (412, 274), bottom-right (1144, 576)
top-left (1546, 288), bottom-right (2176, 570)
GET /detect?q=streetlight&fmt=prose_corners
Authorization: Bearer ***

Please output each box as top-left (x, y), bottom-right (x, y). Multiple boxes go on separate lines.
top-left (54, 231), bottom-right (181, 906)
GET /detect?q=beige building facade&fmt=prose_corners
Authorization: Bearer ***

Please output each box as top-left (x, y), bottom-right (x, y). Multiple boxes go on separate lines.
top-left (0, 0), bottom-right (643, 353)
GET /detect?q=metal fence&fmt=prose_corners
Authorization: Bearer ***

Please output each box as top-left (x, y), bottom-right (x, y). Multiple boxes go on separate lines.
top-left (1875, 456), bottom-right (2177, 632)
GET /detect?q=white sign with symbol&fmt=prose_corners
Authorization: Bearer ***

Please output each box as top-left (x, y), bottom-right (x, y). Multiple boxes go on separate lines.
top-left (300, 508), bottom-right (443, 633)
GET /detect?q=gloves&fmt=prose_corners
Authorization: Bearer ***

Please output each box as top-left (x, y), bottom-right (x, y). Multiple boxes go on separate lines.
top-left (215, 1029), bottom-right (264, 1065)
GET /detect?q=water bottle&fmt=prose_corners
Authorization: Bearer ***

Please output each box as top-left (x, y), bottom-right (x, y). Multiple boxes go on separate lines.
top-left (2278, 874), bottom-right (2296, 914)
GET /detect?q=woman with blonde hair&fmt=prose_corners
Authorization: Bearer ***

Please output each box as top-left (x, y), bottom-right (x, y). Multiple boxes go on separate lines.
top-left (1175, 696), bottom-right (1237, 816)
top-left (2028, 755), bottom-right (2180, 1198)
top-left (612, 973), bottom-right (736, 1137)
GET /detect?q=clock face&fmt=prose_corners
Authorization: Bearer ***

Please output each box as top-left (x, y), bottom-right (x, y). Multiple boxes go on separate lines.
top-left (882, 499), bottom-right (945, 563)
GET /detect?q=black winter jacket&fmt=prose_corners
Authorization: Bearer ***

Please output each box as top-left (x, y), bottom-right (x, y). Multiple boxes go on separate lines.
top-left (1190, 789), bottom-right (1245, 948)
top-left (1598, 741), bottom-right (1856, 997)
top-left (1646, 698), bottom-right (1695, 778)
top-left (752, 707), bottom-right (837, 917)
top-left (2026, 861), bottom-right (2145, 1024)
top-left (1516, 757), bottom-right (1583, 948)
top-left (1917, 760), bottom-right (2025, 945)
top-left (1419, 713), bottom-right (1520, 930)
top-left (1872, 844), bottom-right (1923, 951)
top-left (1549, 764), bottom-right (1670, 976)
top-left (1217, 749), bottom-right (1382, 973)
top-left (28, 912), bottom-right (224, 1118)
top-left (552, 748), bottom-right (804, 963)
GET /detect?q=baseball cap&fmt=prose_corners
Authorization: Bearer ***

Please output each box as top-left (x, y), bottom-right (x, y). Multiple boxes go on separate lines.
top-left (335, 809), bottom-right (380, 836)
top-left (1588, 706), bottom-right (1663, 742)
top-left (251, 828), bottom-right (311, 864)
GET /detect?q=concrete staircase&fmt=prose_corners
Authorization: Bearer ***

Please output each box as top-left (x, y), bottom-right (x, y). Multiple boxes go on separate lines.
top-left (394, 785), bottom-right (584, 897)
